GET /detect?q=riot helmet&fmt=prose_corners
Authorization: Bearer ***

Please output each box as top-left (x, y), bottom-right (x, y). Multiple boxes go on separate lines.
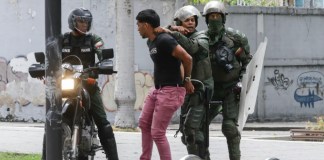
top-left (202, 1), bottom-right (227, 24)
top-left (68, 8), bottom-right (92, 34)
top-left (174, 5), bottom-right (201, 27)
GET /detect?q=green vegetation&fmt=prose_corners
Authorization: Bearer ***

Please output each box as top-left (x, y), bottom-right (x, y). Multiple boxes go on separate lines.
top-left (189, 0), bottom-right (210, 4)
top-left (306, 116), bottom-right (324, 131)
top-left (189, 0), bottom-right (281, 6)
top-left (0, 152), bottom-right (41, 160)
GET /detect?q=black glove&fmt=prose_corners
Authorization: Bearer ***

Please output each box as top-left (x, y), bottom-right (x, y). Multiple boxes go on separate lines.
top-left (89, 70), bottom-right (98, 79)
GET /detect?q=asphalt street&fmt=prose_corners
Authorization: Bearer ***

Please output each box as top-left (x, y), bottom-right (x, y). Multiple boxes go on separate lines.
top-left (0, 122), bottom-right (323, 160)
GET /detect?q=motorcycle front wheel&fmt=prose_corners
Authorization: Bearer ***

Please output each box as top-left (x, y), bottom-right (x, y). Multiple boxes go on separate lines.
top-left (62, 122), bottom-right (72, 160)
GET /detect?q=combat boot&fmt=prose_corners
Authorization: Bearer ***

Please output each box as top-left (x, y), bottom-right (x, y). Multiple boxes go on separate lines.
top-left (227, 136), bottom-right (241, 160)
top-left (98, 124), bottom-right (119, 160)
top-left (100, 137), bottom-right (119, 160)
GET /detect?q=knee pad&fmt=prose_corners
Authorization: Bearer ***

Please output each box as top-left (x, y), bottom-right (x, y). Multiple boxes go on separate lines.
top-left (183, 127), bottom-right (204, 145)
top-left (98, 124), bottom-right (114, 139)
top-left (184, 105), bottom-right (205, 129)
top-left (183, 127), bottom-right (195, 145)
top-left (222, 120), bottom-right (239, 138)
top-left (195, 131), bottom-right (204, 143)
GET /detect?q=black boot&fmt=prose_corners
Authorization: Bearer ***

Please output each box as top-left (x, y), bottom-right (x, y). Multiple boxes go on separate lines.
top-left (101, 137), bottom-right (119, 160)
top-left (98, 124), bottom-right (119, 160)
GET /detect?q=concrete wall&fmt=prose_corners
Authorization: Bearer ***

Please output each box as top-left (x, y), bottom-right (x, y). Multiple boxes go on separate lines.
top-left (0, 0), bottom-right (177, 122)
top-left (221, 6), bottom-right (324, 121)
top-left (1, 0), bottom-right (324, 122)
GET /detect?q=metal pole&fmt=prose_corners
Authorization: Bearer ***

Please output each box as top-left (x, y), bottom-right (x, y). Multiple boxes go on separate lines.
top-left (45, 0), bottom-right (62, 160)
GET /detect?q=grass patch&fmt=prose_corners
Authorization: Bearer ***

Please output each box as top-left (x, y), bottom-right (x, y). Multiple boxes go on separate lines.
top-left (306, 116), bottom-right (324, 131)
top-left (112, 126), bottom-right (140, 132)
top-left (0, 152), bottom-right (41, 160)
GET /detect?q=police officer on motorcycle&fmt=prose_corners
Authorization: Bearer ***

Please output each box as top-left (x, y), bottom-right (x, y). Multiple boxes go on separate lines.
top-left (203, 1), bottom-right (252, 160)
top-left (42, 8), bottom-right (119, 160)
top-left (155, 5), bottom-right (213, 160)
top-left (64, 8), bottom-right (118, 160)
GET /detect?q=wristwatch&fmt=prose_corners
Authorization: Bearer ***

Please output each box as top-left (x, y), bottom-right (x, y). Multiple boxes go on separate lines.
top-left (184, 76), bottom-right (191, 82)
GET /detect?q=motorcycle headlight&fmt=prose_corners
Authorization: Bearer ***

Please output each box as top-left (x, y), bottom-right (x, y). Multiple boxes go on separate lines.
top-left (62, 78), bottom-right (75, 90)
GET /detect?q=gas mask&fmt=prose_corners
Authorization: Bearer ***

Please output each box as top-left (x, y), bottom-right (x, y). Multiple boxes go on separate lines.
top-left (214, 45), bottom-right (234, 73)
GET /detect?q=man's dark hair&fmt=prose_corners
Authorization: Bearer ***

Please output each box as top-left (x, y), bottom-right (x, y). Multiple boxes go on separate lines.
top-left (136, 9), bottom-right (160, 28)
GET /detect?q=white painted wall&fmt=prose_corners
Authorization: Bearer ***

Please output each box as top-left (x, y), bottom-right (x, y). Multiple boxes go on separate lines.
top-left (1, 1), bottom-right (324, 122)
top-left (0, 0), bottom-right (175, 122)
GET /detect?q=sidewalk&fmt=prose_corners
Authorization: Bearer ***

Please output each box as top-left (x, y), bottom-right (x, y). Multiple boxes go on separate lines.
top-left (168, 121), bottom-right (307, 131)
top-left (0, 122), bottom-right (323, 160)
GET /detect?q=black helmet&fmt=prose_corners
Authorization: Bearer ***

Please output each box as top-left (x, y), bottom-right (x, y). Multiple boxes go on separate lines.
top-left (68, 8), bottom-right (92, 33)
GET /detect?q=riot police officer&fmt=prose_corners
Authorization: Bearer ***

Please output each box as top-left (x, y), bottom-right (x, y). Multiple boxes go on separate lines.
top-left (156, 5), bottom-right (213, 159)
top-left (203, 1), bottom-right (252, 160)
top-left (42, 8), bottom-right (119, 160)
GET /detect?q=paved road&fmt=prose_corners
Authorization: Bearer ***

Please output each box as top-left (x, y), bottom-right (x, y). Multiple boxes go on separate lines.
top-left (0, 122), bottom-right (323, 160)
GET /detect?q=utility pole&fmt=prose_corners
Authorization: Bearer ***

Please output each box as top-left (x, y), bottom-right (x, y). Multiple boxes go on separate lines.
top-left (45, 0), bottom-right (62, 159)
top-left (114, 0), bottom-right (136, 128)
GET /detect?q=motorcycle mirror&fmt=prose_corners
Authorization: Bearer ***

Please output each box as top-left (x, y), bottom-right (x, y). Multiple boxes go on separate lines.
top-left (35, 52), bottom-right (45, 64)
top-left (98, 59), bottom-right (115, 75)
top-left (101, 48), bottom-right (114, 60)
top-left (29, 64), bottom-right (45, 78)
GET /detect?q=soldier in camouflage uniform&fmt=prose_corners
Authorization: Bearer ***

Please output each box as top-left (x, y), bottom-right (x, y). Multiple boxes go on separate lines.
top-left (203, 1), bottom-right (252, 160)
top-left (42, 8), bottom-right (119, 160)
top-left (156, 5), bottom-right (213, 159)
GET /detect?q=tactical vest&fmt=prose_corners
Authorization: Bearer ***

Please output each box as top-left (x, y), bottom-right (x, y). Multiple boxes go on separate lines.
top-left (62, 33), bottom-right (95, 68)
top-left (209, 32), bottom-right (241, 83)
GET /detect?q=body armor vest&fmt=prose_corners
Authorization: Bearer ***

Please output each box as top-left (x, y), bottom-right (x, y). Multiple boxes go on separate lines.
top-left (62, 33), bottom-right (95, 68)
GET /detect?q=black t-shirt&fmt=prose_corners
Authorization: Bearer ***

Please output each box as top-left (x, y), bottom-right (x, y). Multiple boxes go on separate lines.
top-left (147, 33), bottom-right (182, 85)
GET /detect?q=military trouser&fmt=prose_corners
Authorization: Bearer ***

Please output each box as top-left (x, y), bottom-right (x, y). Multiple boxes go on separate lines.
top-left (85, 85), bottom-right (119, 160)
top-left (211, 83), bottom-right (241, 160)
top-left (88, 85), bottom-right (110, 127)
top-left (180, 81), bottom-right (213, 160)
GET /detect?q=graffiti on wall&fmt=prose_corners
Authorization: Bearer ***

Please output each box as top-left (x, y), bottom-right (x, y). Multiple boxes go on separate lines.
top-left (101, 72), bottom-right (154, 111)
top-left (0, 53), bottom-right (46, 121)
top-left (267, 69), bottom-right (293, 90)
top-left (0, 53), bottom-right (154, 121)
top-left (294, 71), bottom-right (324, 108)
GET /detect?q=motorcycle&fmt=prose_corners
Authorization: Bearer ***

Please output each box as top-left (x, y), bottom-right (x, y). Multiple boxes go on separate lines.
top-left (29, 49), bottom-right (116, 160)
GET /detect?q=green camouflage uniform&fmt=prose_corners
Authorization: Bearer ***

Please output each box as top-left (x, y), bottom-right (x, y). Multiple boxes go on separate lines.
top-left (207, 27), bottom-right (251, 160)
top-left (171, 30), bottom-right (213, 159)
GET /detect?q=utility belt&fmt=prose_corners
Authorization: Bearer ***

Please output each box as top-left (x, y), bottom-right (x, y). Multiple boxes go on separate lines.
top-left (155, 83), bottom-right (183, 89)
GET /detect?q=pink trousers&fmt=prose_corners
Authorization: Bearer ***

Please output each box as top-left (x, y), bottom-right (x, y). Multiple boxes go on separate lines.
top-left (139, 86), bottom-right (186, 160)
